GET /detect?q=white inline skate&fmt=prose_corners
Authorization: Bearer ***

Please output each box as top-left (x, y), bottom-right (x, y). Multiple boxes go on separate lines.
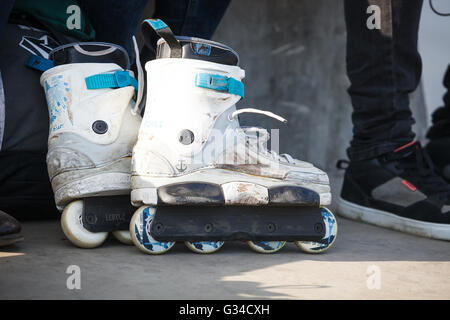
top-left (129, 19), bottom-right (337, 254)
top-left (40, 42), bottom-right (142, 248)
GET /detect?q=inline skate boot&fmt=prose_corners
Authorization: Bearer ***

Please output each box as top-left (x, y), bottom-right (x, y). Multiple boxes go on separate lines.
top-left (40, 42), bottom-right (142, 248)
top-left (129, 19), bottom-right (337, 254)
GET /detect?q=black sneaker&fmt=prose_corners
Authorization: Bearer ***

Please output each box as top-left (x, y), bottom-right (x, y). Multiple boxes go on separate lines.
top-left (426, 65), bottom-right (450, 182)
top-left (337, 141), bottom-right (450, 240)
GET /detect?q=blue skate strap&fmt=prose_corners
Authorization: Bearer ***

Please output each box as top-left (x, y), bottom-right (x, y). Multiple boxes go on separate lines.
top-left (146, 19), bottom-right (168, 30)
top-left (85, 70), bottom-right (138, 91)
top-left (142, 19), bottom-right (182, 58)
top-left (26, 55), bottom-right (54, 72)
top-left (195, 73), bottom-right (244, 98)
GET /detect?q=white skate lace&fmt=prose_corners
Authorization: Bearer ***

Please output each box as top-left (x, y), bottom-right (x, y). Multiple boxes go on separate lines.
top-left (132, 36), bottom-right (144, 115)
top-left (229, 108), bottom-right (296, 165)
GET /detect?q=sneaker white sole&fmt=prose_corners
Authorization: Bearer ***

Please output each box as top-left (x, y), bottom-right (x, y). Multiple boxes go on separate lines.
top-left (337, 197), bottom-right (450, 241)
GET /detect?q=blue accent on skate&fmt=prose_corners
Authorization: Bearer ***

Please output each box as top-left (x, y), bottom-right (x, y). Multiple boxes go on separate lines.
top-left (44, 74), bottom-right (70, 132)
top-left (85, 71), bottom-right (138, 92)
top-left (253, 241), bottom-right (284, 252)
top-left (193, 43), bottom-right (211, 56)
top-left (145, 19), bottom-right (168, 31)
top-left (195, 73), bottom-right (244, 98)
top-left (308, 208), bottom-right (337, 251)
top-left (26, 54), bottom-right (54, 72)
top-left (140, 207), bottom-right (174, 252)
top-left (190, 241), bottom-right (222, 251)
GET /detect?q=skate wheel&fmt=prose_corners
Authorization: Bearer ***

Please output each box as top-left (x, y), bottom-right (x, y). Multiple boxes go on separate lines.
top-left (295, 207), bottom-right (338, 253)
top-left (61, 200), bottom-right (108, 248)
top-left (247, 241), bottom-right (286, 254)
top-left (130, 206), bottom-right (175, 255)
top-left (184, 241), bottom-right (224, 254)
top-left (112, 230), bottom-right (133, 245)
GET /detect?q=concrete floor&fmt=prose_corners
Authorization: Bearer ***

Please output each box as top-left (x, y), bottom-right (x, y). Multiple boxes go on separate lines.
top-left (0, 173), bottom-right (449, 300)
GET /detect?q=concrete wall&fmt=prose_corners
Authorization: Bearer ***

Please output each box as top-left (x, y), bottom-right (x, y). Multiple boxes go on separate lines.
top-left (143, 0), bottom-right (427, 172)
top-left (211, 0), bottom-right (427, 171)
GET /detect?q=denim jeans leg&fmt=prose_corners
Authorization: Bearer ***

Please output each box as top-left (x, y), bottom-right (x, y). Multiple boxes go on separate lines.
top-left (78, 0), bottom-right (150, 57)
top-left (344, 0), bottom-right (423, 161)
top-left (139, 0), bottom-right (230, 61)
top-left (153, 0), bottom-right (231, 39)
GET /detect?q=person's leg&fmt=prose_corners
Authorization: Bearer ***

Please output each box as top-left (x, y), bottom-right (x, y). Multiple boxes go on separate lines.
top-left (426, 64), bottom-right (450, 182)
top-left (338, 0), bottom-right (450, 240)
top-left (344, 0), bottom-right (421, 161)
top-left (0, 0), bottom-right (24, 240)
top-left (153, 0), bottom-right (231, 39)
top-left (0, 0), bottom-right (15, 40)
top-left (138, 0), bottom-right (230, 62)
top-left (77, 0), bottom-right (149, 57)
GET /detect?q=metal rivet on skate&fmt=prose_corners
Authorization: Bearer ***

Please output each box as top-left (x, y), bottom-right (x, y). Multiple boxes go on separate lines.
top-left (266, 223), bottom-right (276, 233)
top-left (153, 222), bottom-right (164, 234)
top-left (179, 129), bottom-right (194, 145)
top-left (92, 120), bottom-right (108, 134)
top-left (314, 223), bottom-right (324, 234)
top-left (204, 223), bottom-right (213, 233)
top-left (86, 214), bottom-right (97, 225)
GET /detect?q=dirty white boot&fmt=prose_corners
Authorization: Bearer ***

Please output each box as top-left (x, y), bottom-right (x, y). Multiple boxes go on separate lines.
top-left (130, 19), bottom-right (337, 255)
top-left (41, 42), bottom-right (142, 248)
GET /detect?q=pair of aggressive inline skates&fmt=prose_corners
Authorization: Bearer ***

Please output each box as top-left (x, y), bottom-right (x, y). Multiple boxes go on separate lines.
top-left (40, 19), bottom-right (338, 254)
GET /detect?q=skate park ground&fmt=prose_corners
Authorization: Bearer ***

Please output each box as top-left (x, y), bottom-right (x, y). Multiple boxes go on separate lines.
top-left (1, 173), bottom-right (449, 300)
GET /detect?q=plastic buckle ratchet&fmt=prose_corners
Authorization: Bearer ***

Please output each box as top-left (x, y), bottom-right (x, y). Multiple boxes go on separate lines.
top-left (195, 73), bottom-right (244, 98)
top-left (114, 70), bottom-right (132, 88)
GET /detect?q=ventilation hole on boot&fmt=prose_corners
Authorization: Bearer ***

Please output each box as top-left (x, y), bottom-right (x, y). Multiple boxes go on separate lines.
top-left (179, 129), bottom-right (194, 145)
top-left (92, 120), bottom-right (108, 134)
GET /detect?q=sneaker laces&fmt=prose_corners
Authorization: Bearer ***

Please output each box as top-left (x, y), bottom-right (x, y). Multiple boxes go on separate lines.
top-left (385, 141), bottom-right (450, 200)
top-left (229, 108), bottom-right (296, 164)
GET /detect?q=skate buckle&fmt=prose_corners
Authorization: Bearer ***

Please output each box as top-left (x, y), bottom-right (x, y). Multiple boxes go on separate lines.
top-left (85, 71), bottom-right (138, 92)
top-left (114, 71), bottom-right (136, 89)
top-left (195, 73), bottom-right (244, 98)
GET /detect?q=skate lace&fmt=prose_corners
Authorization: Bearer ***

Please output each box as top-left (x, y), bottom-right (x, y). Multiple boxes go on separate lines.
top-left (131, 36), bottom-right (144, 115)
top-left (229, 108), bottom-right (296, 164)
top-left (385, 141), bottom-right (450, 200)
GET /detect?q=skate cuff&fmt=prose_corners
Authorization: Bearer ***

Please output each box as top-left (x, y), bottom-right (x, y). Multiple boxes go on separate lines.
top-left (195, 73), bottom-right (244, 98)
top-left (85, 71), bottom-right (138, 91)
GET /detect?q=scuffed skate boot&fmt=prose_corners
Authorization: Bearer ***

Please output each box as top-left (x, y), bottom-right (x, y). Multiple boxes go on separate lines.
top-left (40, 42), bottom-right (142, 248)
top-left (129, 19), bottom-right (337, 255)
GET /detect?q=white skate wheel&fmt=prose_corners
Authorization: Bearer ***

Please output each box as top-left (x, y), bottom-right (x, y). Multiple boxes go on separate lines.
top-left (247, 241), bottom-right (286, 253)
top-left (130, 206), bottom-right (175, 255)
top-left (184, 241), bottom-right (224, 254)
top-left (112, 230), bottom-right (133, 245)
top-left (61, 200), bottom-right (108, 248)
top-left (295, 207), bottom-right (338, 254)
